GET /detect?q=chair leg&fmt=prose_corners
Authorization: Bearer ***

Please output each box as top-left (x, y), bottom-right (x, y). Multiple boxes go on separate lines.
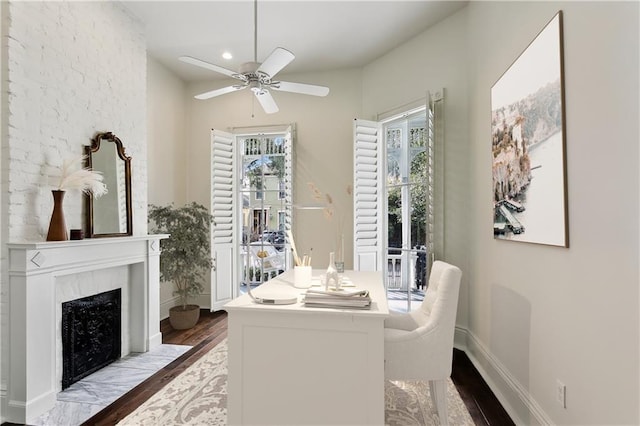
top-left (429, 379), bottom-right (448, 425)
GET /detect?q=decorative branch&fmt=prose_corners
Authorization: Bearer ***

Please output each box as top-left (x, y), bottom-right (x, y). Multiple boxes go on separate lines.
top-left (307, 182), bottom-right (352, 261)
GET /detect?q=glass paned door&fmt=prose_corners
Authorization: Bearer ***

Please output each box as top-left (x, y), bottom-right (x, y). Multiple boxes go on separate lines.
top-left (409, 125), bottom-right (428, 290)
top-left (385, 110), bottom-right (428, 309)
top-left (239, 134), bottom-right (291, 286)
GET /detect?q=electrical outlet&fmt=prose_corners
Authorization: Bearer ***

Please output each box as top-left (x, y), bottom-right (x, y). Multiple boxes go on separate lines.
top-left (556, 380), bottom-right (567, 408)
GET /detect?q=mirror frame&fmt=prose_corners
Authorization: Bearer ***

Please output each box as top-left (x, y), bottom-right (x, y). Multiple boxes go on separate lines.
top-left (84, 131), bottom-right (133, 238)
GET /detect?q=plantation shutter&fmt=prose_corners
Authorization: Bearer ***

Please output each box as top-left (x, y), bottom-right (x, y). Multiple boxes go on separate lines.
top-left (352, 119), bottom-right (384, 272)
top-left (425, 97), bottom-right (436, 279)
top-left (283, 126), bottom-right (293, 264)
top-left (426, 89), bottom-right (444, 277)
top-left (211, 129), bottom-right (236, 311)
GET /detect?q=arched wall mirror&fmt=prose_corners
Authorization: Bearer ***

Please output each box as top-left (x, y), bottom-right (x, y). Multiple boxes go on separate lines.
top-left (84, 131), bottom-right (132, 238)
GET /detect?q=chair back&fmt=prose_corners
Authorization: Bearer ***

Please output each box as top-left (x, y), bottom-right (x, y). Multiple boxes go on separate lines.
top-left (384, 260), bottom-right (462, 425)
top-left (384, 260), bottom-right (462, 381)
top-left (420, 261), bottom-right (462, 376)
top-left (421, 261), bottom-right (460, 316)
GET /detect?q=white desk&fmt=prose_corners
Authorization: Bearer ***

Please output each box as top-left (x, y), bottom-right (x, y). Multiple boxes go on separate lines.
top-left (224, 269), bottom-right (389, 425)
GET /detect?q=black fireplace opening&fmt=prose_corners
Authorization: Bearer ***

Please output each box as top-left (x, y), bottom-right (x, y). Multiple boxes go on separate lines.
top-left (61, 288), bottom-right (122, 389)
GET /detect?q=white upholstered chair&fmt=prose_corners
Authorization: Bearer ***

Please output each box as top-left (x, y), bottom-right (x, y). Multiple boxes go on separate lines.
top-left (384, 260), bottom-right (462, 425)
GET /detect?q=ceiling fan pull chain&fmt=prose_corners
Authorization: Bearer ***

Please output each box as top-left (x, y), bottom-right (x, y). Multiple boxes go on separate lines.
top-left (251, 93), bottom-right (255, 119)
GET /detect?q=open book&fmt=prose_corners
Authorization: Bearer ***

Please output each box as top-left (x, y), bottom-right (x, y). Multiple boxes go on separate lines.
top-left (303, 288), bottom-right (371, 309)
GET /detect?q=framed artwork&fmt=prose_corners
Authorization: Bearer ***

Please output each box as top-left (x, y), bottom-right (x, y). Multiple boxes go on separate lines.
top-left (491, 11), bottom-right (568, 247)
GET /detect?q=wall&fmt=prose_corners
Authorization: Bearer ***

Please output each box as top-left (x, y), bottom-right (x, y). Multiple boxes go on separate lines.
top-left (2, 2), bottom-right (147, 240)
top-left (464, 2), bottom-right (638, 424)
top-left (147, 56), bottom-right (188, 317)
top-left (363, 1), bottom-right (639, 424)
top-left (361, 9), bottom-right (471, 329)
top-left (0, 2), bottom-right (146, 422)
top-left (147, 56), bottom-right (187, 207)
top-left (185, 68), bottom-right (362, 306)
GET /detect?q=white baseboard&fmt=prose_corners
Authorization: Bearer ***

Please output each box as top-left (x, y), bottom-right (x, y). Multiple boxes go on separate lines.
top-left (1, 380), bottom-right (6, 425)
top-left (194, 293), bottom-right (211, 310)
top-left (160, 296), bottom-right (180, 320)
top-left (454, 327), bottom-right (552, 425)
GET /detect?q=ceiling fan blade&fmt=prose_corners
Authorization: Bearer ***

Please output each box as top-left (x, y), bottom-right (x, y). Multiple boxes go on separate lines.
top-left (179, 56), bottom-right (243, 80)
top-left (257, 47), bottom-right (295, 78)
top-left (254, 90), bottom-right (279, 114)
top-left (195, 85), bottom-right (246, 100)
top-left (271, 81), bottom-right (330, 97)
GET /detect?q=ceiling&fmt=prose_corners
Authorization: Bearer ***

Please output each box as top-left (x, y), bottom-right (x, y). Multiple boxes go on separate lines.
top-left (120, 1), bottom-right (468, 82)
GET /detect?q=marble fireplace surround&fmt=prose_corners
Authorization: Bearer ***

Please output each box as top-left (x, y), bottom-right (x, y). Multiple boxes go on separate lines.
top-left (6, 235), bottom-right (168, 424)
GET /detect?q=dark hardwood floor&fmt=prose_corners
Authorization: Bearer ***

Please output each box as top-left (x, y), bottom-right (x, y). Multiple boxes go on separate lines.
top-left (451, 350), bottom-right (514, 425)
top-left (68, 310), bottom-right (510, 425)
top-left (83, 310), bottom-right (228, 426)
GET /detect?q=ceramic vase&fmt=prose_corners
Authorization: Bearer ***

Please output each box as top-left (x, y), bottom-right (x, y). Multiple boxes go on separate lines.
top-left (46, 190), bottom-right (69, 241)
top-left (325, 251), bottom-right (340, 290)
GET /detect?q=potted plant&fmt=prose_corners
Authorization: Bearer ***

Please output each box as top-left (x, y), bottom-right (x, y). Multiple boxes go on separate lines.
top-left (148, 202), bottom-right (214, 330)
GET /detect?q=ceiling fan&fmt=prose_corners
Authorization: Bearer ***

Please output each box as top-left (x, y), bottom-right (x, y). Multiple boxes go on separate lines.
top-left (178, 0), bottom-right (330, 114)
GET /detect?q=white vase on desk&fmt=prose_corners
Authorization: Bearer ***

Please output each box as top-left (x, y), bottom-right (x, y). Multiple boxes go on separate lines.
top-left (325, 251), bottom-right (340, 290)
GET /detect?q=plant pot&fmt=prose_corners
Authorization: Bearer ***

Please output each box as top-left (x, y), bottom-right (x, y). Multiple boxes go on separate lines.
top-left (169, 304), bottom-right (200, 330)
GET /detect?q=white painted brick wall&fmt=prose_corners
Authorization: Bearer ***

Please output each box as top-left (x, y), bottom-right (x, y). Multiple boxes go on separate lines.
top-left (0, 2), bottom-right (147, 421)
top-left (4, 1), bottom-right (147, 240)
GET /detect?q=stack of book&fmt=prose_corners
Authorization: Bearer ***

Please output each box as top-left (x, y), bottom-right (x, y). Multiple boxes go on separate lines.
top-left (303, 288), bottom-right (371, 310)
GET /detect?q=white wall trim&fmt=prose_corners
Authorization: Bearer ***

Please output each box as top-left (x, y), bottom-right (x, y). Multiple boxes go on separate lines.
top-left (376, 97), bottom-right (427, 122)
top-left (0, 382), bottom-right (5, 425)
top-left (160, 296), bottom-right (180, 320)
top-left (454, 327), bottom-right (553, 425)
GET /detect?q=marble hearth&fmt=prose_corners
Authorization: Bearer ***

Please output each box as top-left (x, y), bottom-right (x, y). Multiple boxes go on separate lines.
top-left (5, 235), bottom-right (168, 424)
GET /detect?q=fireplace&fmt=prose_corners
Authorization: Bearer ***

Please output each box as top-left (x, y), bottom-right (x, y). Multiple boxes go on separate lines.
top-left (6, 235), bottom-right (167, 424)
top-left (61, 289), bottom-right (122, 389)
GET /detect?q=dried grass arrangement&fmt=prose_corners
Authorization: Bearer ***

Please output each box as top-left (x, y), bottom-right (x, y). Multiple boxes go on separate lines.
top-left (56, 155), bottom-right (107, 197)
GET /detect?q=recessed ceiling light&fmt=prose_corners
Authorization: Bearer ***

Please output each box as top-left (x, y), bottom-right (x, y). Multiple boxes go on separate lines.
top-left (222, 51), bottom-right (233, 60)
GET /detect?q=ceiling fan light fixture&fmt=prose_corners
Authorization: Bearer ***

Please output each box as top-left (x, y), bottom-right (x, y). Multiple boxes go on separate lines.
top-left (248, 80), bottom-right (261, 92)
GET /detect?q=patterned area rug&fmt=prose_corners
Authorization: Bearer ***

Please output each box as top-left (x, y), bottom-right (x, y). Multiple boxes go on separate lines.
top-left (118, 340), bottom-right (473, 425)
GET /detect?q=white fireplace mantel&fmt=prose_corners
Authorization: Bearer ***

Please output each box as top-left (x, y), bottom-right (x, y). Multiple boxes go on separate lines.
top-left (5, 234), bottom-right (168, 424)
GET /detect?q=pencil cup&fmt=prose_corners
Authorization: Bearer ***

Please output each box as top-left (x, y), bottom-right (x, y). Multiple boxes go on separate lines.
top-left (293, 266), bottom-right (312, 288)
